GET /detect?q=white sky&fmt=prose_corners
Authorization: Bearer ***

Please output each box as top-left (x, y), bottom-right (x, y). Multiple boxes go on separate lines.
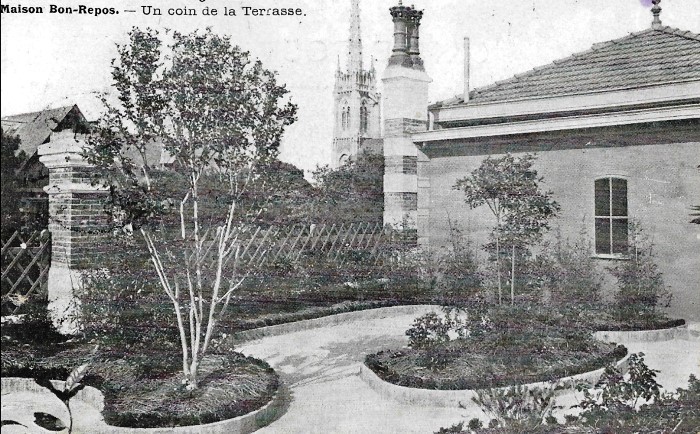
top-left (2, 0), bottom-right (699, 174)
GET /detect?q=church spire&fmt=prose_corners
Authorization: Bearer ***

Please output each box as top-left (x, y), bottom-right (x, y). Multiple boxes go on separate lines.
top-left (347, 0), bottom-right (363, 72)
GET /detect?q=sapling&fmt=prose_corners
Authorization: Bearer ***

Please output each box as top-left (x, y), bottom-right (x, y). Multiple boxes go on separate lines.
top-left (453, 153), bottom-right (558, 304)
top-left (86, 27), bottom-right (297, 389)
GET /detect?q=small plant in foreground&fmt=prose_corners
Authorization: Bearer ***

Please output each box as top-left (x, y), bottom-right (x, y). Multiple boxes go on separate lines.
top-left (575, 352), bottom-right (660, 428)
top-left (467, 417), bottom-right (484, 430)
top-left (0, 346), bottom-right (99, 433)
top-left (434, 421), bottom-right (464, 434)
top-left (406, 311), bottom-right (460, 369)
top-left (472, 383), bottom-right (560, 430)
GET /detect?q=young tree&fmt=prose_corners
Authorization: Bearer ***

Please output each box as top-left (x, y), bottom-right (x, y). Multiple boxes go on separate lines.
top-left (607, 221), bottom-right (670, 322)
top-left (86, 27), bottom-right (297, 389)
top-left (453, 153), bottom-right (559, 304)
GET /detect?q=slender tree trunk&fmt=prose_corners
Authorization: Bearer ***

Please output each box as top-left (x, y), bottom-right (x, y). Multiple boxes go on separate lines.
top-left (496, 217), bottom-right (502, 305)
top-left (511, 244), bottom-right (515, 305)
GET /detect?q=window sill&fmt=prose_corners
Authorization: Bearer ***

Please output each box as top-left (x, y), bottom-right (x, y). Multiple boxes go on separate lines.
top-left (592, 253), bottom-right (630, 261)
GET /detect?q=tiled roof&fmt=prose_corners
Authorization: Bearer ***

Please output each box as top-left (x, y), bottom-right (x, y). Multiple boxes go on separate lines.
top-left (436, 26), bottom-right (700, 107)
top-left (1, 105), bottom-right (81, 157)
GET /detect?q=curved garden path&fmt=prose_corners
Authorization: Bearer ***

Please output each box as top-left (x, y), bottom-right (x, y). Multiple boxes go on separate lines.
top-left (237, 305), bottom-right (465, 434)
top-left (2, 308), bottom-right (697, 434)
top-left (238, 309), bottom-right (700, 434)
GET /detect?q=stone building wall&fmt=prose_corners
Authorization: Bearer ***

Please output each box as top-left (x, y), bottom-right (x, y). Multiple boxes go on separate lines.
top-left (420, 141), bottom-right (700, 320)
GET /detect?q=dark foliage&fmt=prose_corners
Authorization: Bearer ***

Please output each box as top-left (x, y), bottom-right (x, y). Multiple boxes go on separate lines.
top-left (1, 128), bottom-right (25, 236)
top-left (311, 152), bottom-right (384, 225)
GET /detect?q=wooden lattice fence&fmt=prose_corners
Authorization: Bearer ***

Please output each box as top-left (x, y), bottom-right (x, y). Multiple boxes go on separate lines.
top-left (235, 222), bottom-right (395, 268)
top-left (1, 230), bottom-right (51, 315)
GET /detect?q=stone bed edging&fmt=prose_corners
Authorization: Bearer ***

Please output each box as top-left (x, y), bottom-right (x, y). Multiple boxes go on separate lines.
top-left (233, 304), bottom-right (438, 343)
top-left (358, 320), bottom-right (689, 409)
top-left (358, 355), bottom-right (630, 409)
top-left (1, 377), bottom-right (285, 434)
top-left (594, 324), bottom-right (691, 343)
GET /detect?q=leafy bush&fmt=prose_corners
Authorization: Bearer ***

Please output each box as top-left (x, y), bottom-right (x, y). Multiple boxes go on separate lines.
top-left (607, 222), bottom-right (671, 322)
top-left (406, 312), bottom-right (453, 350)
top-left (472, 384), bottom-right (560, 430)
top-left (542, 228), bottom-right (604, 308)
top-left (573, 357), bottom-right (699, 433)
top-left (468, 418), bottom-right (484, 430)
top-left (79, 236), bottom-right (179, 353)
top-left (435, 422), bottom-right (465, 433)
top-left (405, 311), bottom-right (460, 369)
top-left (576, 352), bottom-right (661, 424)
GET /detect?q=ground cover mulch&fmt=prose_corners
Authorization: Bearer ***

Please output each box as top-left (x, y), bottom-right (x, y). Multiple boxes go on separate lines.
top-left (1, 320), bottom-right (279, 429)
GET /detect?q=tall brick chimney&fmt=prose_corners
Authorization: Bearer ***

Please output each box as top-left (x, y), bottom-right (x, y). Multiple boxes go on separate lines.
top-left (382, 2), bottom-right (431, 234)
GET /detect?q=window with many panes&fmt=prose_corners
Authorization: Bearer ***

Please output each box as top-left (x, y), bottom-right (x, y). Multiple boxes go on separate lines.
top-left (594, 177), bottom-right (628, 256)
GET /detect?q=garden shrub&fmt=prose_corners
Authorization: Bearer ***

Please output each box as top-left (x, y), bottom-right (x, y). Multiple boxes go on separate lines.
top-left (576, 353), bottom-right (661, 422)
top-left (574, 355), bottom-right (700, 433)
top-left (607, 223), bottom-right (671, 323)
top-left (406, 312), bottom-right (452, 350)
top-left (405, 311), bottom-right (461, 369)
top-left (79, 235), bottom-right (179, 353)
top-left (472, 384), bottom-right (560, 430)
top-left (468, 418), bottom-right (483, 430)
top-left (434, 422), bottom-right (465, 434)
top-left (541, 228), bottom-right (604, 309)
top-left (406, 224), bottom-right (482, 302)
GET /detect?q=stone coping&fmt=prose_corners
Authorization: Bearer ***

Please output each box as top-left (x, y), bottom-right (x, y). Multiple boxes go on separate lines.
top-left (1, 377), bottom-right (285, 434)
top-left (594, 324), bottom-right (690, 343)
top-left (359, 355), bottom-right (630, 408)
top-left (234, 304), bottom-right (437, 343)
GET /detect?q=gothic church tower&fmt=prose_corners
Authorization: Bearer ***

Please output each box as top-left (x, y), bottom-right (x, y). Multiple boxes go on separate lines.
top-left (332, 0), bottom-right (382, 168)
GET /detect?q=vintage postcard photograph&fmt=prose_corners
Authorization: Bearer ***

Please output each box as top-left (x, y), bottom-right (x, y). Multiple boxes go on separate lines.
top-left (1, 0), bottom-right (699, 433)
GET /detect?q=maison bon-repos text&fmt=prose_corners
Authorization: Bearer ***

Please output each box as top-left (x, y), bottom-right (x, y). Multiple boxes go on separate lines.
top-left (1, 4), bottom-right (306, 17)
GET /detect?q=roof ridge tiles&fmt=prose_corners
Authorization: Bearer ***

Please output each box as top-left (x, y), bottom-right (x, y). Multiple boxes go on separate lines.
top-left (659, 26), bottom-right (700, 41)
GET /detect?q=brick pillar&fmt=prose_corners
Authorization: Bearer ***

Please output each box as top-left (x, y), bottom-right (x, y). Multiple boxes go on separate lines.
top-left (38, 130), bottom-right (109, 334)
top-left (382, 6), bottom-right (431, 235)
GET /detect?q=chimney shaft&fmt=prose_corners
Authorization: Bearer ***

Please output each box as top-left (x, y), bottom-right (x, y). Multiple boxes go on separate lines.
top-left (391, 6), bottom-right (408, 54)
top-left (463, 37), bottom-right (470, 103)
top-left (407, 10), bottom-right (424, 70)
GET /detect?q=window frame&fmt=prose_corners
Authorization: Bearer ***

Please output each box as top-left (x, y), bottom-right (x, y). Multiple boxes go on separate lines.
top-left (593, 175), bottom-right (629, 259)
top-left (360, 101), bottom-right (368, 133)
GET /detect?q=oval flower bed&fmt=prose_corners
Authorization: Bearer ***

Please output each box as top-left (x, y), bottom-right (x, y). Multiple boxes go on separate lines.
top-left (364, 305), bottom-right (629, 391)
top-left (1, 321), bottom-right (279, 430)
top-left (365, 341), bottom-right (627, 391)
